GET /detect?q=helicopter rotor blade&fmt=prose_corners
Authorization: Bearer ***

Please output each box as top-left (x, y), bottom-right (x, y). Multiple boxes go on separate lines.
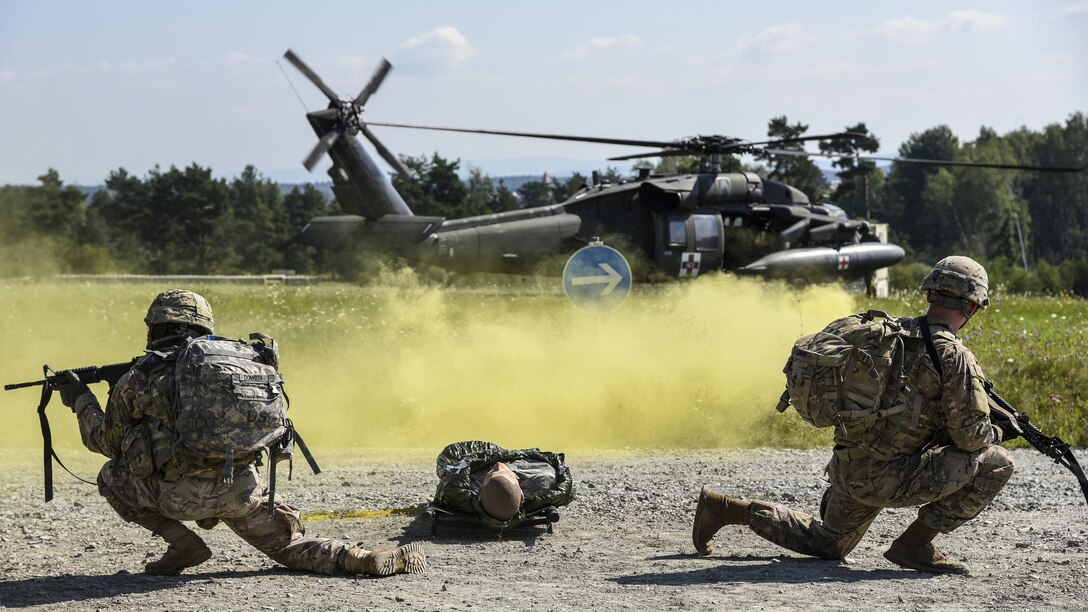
top-left (306, 108), bottom-right (340, 121)
top-left (303, 129), bottom-right (342, 171)
top-left (368, 121), bottom-right (681, 149)
top-left (361, 125), bottom-right (413, 180)
top-left (763, 149), bottom-right (1085, 172)
top-left (608, 150), bottom-right (691, 161)
top-left (284, 49), bottom-right (340, 103)
top-left (737, 132), bottom-right (870, 150)
top-left (370, 122), bottom-right (871, 155)
top-left (369, 120), bottom-right (1081, 173)
top-left (761, 148), bottom-right (819, 158)
top-left (354, 58), bottom-right (393, 108)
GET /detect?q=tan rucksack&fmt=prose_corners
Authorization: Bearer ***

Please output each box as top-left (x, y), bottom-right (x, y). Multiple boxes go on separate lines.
top-left (776, 310), bottom-right (913, 433)
top-left (143, 333), bottom-right (320, 511)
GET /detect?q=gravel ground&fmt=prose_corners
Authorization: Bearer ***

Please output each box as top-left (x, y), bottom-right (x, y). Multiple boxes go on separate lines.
top-left (1, 448), bottom-right (1086, 611)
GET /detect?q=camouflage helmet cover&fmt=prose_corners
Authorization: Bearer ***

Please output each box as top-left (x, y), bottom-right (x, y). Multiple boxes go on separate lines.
top-left (921, 256), bottom-right (989, 311)
top-left (144, 289), bottom-right (214, 333)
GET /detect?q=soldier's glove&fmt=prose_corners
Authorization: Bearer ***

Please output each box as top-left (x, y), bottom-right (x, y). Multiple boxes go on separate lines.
top-left (995, 419), bottom-right (1021, 442)
top-left (54, 370), bottom-right (91, 411)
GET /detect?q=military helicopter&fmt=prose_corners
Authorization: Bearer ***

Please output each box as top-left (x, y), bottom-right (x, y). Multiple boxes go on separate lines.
top-left (282, 50), bottom-right (1075, 280)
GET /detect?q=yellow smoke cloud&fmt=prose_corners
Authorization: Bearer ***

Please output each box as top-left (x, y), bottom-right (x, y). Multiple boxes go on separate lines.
top-left (0, 276), bottom-right (853, 452)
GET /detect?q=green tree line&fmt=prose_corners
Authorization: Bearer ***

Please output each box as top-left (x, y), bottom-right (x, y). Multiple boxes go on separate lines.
top-left (749, 113), bottom-right (1088, 295)
top-left (0, 165), bottom-right (337, 276)
top-left (1, 114), bottom-right (1086, 292)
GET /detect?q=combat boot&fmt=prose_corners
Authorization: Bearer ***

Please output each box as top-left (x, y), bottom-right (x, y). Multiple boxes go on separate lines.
top-left (137, 518), bottom-right (213, 575)
top-left (341, 542), bottom-right (427, 577)
top-left (692, 485), bottom-right (750, 556)
top-left (883, 519), bottom-right (969, 575)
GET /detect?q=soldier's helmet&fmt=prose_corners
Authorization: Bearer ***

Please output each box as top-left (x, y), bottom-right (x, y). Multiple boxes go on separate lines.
top-left (921, 256), bottom-right (989, 315)
top-left (144, 289), bottom-right (214, 334)
top-left (479, 462), bottom-right (524, 521)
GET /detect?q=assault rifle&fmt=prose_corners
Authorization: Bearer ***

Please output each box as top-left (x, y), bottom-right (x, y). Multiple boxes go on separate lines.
top-left (5, 360), bottom-right (136, 392)
top-left (985, 381), bottom-right (1088, 506)
top-left (5, 358), bottom-right (138, 502)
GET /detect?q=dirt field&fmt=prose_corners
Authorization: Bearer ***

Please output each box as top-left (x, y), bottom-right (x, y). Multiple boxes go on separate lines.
top-left (1, 448), bottom-right (1086, 611)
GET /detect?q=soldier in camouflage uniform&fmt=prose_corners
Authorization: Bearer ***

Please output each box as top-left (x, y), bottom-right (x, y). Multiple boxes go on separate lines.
top-left (54, 290), bottom-right (426, 577)
top-left (692, 257), bottom-right (1018, 574)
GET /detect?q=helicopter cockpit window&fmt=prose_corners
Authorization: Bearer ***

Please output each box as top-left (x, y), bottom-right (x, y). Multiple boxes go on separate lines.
top-left (667, 219), bottom-right (687, 247)
top-left (692, 214), bottom-right (722, 252)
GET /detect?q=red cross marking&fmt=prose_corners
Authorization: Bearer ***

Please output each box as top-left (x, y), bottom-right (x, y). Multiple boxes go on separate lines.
top-left (680, 253), bottom-right (700, 277)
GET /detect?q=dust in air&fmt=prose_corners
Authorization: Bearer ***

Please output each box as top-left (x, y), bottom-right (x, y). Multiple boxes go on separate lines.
top-left (0, 274), bottom-right (853, 452)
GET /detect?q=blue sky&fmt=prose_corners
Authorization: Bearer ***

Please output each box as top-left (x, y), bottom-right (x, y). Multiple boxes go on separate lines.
top-left (1, 1), bottom-right (1085, 185)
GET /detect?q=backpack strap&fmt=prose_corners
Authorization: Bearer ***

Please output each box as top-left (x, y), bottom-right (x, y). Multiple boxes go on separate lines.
top-left (920, 316), bottom-right (944, 379)
top-left (264, 422), bottom-right (321, 515)
top-left (267, 444), bottom-right (277, 515)
top-left (291, 424), bottom-right (321, 475)
top-left (222, 443), bottom-right (234, 484)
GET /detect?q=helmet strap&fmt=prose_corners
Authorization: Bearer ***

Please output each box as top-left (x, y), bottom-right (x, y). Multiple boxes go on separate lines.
top-left (962, 301), bottom-right (980, 321)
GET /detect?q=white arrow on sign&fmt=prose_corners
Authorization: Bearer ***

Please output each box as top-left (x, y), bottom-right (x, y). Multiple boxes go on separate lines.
top-left (571, 263), bottom-right (622, 296)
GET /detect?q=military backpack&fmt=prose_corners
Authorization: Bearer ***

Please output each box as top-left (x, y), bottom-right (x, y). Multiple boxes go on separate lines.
top-left (776, 310), bottom-right (915, 434)
top-left (172, 334), bottom-right (288, 470)
top-left (142, 333), bottom-right (319, 509)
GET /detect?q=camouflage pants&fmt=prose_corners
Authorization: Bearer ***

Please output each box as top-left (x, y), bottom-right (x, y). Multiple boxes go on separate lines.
top-left (97, 460), bottom-right (365, 575)
top-left (746, 444), bottom-right (1013, 559)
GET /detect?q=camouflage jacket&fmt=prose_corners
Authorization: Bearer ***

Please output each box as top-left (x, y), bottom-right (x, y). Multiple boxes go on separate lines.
top-left (74, 350), bottom-right (215, 481)
top-left (433, 440), bottom-right (575, 527)
top-left (835, 315), bottom-right (1000, 461)
top-left (74, 366), bottom-right (145, 462)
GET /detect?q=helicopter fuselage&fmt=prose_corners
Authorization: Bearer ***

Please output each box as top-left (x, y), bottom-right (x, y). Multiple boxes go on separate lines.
top-left (296, 112), bottom-right (904, 278)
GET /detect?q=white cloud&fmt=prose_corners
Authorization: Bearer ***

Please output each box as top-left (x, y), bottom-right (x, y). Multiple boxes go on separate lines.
top-left (0, 69), bottom-right (15, 86)
top-left (220, 52), bottom-right (250, 66)
top-left (562, 35), bottom-right (643, 60)
top-left (394, 27), bottom-right (475, 74)
top-left (737, 23), bottom-right (810, 55)
top-left (871, 10), bottom-right (1007, 42)
top-left (945, 10), bottom-right (1007, 32)
top-left (1056, 1), bottom-right (1088, 15)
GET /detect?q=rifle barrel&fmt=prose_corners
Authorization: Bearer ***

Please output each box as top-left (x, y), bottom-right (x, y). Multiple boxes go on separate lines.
top-left (4, 380), bottom-right (46, 391)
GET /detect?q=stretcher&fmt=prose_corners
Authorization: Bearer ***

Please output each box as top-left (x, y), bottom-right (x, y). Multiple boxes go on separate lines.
top-left (424, 503), bottom-right (561, 536)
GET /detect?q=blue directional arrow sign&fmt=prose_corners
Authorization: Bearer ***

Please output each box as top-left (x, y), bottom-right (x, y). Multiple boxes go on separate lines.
top-left (562, 243), bottom-right (632, 311)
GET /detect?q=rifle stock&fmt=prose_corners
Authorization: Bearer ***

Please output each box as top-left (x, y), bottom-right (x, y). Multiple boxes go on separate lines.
top-left (985, 381), bottom-right (1088, 505)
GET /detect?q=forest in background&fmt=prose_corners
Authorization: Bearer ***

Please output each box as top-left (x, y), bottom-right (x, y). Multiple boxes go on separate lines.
top-left (1, 113), bottom-right (1086, 293)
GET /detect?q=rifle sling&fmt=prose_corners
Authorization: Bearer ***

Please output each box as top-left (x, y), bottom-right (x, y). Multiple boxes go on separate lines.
top-left (37, 368), bottom-right (95, 502)
top-left (1057, 446), bottom-right (1088, 504)
top-left (38, 377), bottom-right (53, 502)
